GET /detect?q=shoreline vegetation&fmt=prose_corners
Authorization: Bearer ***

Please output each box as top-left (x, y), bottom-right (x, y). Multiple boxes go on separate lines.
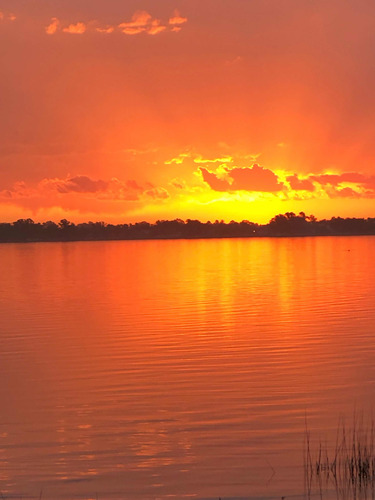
top-left (1, 212), bottom-right (375, 243)
top-left (305, 416), bottom-right (375, 499)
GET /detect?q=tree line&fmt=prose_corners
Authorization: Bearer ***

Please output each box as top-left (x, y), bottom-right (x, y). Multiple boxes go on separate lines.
top-left (1, 212), bottom-right (375, 243)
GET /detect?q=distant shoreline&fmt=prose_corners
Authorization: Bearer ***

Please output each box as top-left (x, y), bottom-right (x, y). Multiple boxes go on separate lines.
top-left (1, 233), bottom-right (375, 245)
top-left (1, 212), bottom-right (375, 243)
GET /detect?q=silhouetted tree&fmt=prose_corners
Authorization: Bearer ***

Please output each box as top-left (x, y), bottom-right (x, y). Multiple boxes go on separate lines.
top-left (0, 213), bottom-right (374, 243)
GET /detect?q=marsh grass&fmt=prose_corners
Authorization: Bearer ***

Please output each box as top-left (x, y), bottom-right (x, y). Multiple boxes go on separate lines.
top-left (305, 414), bottom-right (375, 499)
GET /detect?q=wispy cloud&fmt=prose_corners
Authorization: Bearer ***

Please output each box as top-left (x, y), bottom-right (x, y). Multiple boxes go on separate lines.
top-left (45, 10), bottom-right (187, 36)
top-left (165, 152), bottom-right (191, 165)
top-left (165, 152), bottom-right (234, 165)
top-left (96, 26), bottom-right (115, 34)
top-left (1, 175), bottom-right (170, 203)
top-left (0, 10), bottom-right (16, 22)
top-left (168, 10), bottom-right (188, 32)
top-left (194, 155), bottom-right (233, 164)
top-left (168, 10), bottom-right (188, 26)
top-left (144, 187), bottom-right (170, 199)
top-left (41, 176), bottom-right (108, 194)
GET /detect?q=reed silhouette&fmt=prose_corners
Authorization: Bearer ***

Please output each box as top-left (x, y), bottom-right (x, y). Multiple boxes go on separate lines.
top-left (305, 414), bottom-right (375, 499)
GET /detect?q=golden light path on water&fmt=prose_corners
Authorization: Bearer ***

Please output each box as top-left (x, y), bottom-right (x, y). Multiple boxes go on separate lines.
top-left (0, 236), bottom-right (375, 499)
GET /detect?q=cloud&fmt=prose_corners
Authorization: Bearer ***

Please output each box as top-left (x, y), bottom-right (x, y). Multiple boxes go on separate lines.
top-left (194, 155), bottom-right (233, 164)
top-left (309, 173), bottom-right (348, 185)
top-left (165, 152), bottom-right (234, 166)
top-left (45, 10), bottom-right (187, 37)
top-left (285, 171), bottom-right (375, 199)
top-left (0, 175), bottom-right (171, 205)
top-left (170, 178), bottom-right (187, 189)
top-left (287, 174), bottom-right (315, 191)
top-left (120, 10), bottom-right (152, 29)
top-left (180, 150), bottom-right (375, 200)
top-left (309, 172), bottom-right (375, 189)
top-left (148, 20), bottom-right (167, 36)
top-left (119, 26), bottom-right (144, 35)
top-left (0, 11), bottom-right (16, 22)
top-left (119, 10), bottom-right (173, 35)
top-left (119, 11), bottom-right (152, 35)
top-left (165, 152), bottom-right (191, 165)
top-left (200, 164), bottom-right (285, 193)
top-left (168, 10), bottom-right (188, 26)
top-left (198, 162), bottom-right (375, 198)
top-left (335, 187), bottom-right (360, 198)
top-left (41, 176), bottom-right (148, 200)
top-left (45, 17), bottom-right (60, 35)
top-left (99, 178), bottom-right (144, 201)
top-left (63, 22), bottom-right (87, 35)
top-left (200, 168), bottom-right (231, 192)
top-left (0, 181), bottom-right (32, 199)
top-left (144, 187), bottom-right (170, 199)
top-left (228, 165), bottom-right (283, 192)
top-left (124, 179), bottom-right (143, 191)
top-left (96, 26), bottom-right (115, 34)
top-left (41, 176), bottom-right (108, 193)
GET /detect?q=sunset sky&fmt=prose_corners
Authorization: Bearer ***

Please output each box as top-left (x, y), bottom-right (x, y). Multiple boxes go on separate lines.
top-left (1, 0), bottom-right (375, 223)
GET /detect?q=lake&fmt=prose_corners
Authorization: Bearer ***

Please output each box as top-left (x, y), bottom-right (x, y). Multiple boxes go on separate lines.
top-left (0, 236), bottom-right (375, 499)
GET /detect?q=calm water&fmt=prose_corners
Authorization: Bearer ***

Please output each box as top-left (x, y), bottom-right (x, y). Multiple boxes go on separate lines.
top-left (0, 236), bottom-right (375, 499)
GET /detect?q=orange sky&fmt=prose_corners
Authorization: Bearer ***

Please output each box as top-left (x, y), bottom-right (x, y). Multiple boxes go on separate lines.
top-left (1, 0), bottom-right (375, 223)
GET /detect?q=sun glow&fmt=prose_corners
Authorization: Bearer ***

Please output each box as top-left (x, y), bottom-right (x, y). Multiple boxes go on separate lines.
top-left (1, 1), bottom-right (375, 223)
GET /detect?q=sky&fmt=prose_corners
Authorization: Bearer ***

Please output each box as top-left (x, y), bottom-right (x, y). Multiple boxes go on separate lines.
top-left (1, 0), bottom-right (375, 224)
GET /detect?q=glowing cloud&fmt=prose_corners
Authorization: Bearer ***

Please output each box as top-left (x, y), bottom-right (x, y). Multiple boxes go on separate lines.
top-left (63, 22), bottom-right (87, 35)
top-left (148, 20), bottom-right (167, 36)
top-left (197, 162), bottom-right (375, 201)
top-left (120, 10), bottom-right (152, 29)
top-left (168, 10), bottom-right (188, 26)
top-left (200, 164), bottom-right (284, 193)
top-left (119, 11), bottom-right (153, 35)
top-left (118, 10), bottom-right (172, 35)
top-left (165, 152), bottom-right (191, 165)
top-left (45, 17), bottom-right (60, 35)
top-left (44, 10), bottom-right (186, 37)
top-left (96, 26), bottom-right (115, 34)
top-left (194, 155), bottom-right (233, 164)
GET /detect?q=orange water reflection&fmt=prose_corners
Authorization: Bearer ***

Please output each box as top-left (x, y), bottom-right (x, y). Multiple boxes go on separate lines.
top-left (0, 237), bottom-right (375, 499)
